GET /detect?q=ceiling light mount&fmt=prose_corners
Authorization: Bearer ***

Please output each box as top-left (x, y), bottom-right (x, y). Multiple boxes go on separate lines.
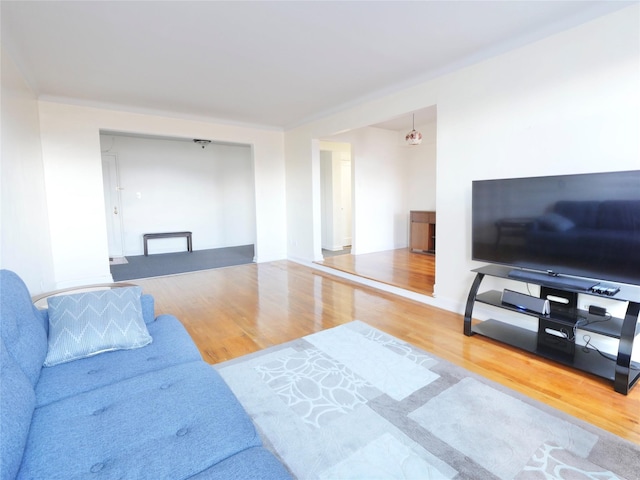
top-left (193, 139), bottom-right (211, 149)
top-left (405, 114), bottom-right (423, 146)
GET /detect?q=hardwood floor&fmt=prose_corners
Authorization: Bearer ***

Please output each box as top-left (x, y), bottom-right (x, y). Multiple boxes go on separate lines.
top-left (317, 248), bottom-right (434, 295)
top-left (134, 260), bottom-right (640, 444)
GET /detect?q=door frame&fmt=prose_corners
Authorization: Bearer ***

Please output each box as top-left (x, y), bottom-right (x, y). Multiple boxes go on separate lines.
top-left (101, 154), bottom-right (125, 258)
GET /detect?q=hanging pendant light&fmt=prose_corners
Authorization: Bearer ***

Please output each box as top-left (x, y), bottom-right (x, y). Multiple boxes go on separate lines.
top-left (405, 114), bottom-right (422, 145)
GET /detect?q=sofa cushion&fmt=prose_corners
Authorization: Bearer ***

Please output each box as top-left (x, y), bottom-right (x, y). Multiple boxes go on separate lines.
top-left (597, 200), bottom-right (640, 231)
top-left (537, 212), bottom-right (575, 232)
top-left (19, 362), bottom-right (263, 480)
top-left (140, 293), bottom-right (155, 324)
top-left (0, 339), bottom-right (36, 480)
top-left (38, 292), bottom-right (155, 332)
top-left (44, 286), bottom-right (152, 367)
top-left (554, 201), bottom-right (601, 229)
top-left (187, 446), bottom-right (292, 479)
top-left (35, 314), bottom-right (202, 406)
top-left (0, 270), bottom-right (48, 386)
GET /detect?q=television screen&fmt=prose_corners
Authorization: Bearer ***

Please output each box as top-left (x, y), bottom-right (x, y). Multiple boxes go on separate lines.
top-left (472, 170), bottom-right (640, 286)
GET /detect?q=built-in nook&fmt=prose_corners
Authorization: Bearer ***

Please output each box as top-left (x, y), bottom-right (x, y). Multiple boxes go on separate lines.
top-left (319, 141), bottom-right (352, 256)
top-left (315, 107), bottom-right (438, 296)
top-left (99, 132), bottom-right (257, 279)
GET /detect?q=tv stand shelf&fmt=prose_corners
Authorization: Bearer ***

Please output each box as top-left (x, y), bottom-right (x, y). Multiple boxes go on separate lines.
top-left (464, 265), bottom-right (640, 394)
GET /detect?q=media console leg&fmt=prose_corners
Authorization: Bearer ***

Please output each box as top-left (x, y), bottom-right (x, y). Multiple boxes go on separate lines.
top-left (464, 273), bottom-right (485, 336)
top-left (614, 301), bottom-right (640, 395)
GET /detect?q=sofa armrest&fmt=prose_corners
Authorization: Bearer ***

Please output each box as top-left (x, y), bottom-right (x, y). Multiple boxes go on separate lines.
top-left (140, 294), bottom-right (155, 324)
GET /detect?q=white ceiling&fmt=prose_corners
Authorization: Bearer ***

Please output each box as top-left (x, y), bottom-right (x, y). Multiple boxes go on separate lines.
top-left (2, 1), bottom-right (633, 131)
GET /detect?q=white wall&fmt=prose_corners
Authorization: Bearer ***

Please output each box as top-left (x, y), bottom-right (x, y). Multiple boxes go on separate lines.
top-left (38, 102), bottom-right (286, 288)
top-left (405, 121), bottom-right (437, 212)
top-left (1, 47), bottom-right (55, 293)
top-left (285, 134), bottom-right (315, 261)
top-left (285, 5), bottom-right (640, 313)
top-left (100, 134), bottom-right (255, 255)
top-left (351, 127), bottom-right (407, 255)
top-left (434, 5), bottom-right (639, 309)
top-left (319, 150), bottom-right (336, 250)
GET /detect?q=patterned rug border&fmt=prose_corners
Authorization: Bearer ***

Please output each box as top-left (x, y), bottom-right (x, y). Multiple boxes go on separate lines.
top-left (215, 321), bottom-right (639, 480)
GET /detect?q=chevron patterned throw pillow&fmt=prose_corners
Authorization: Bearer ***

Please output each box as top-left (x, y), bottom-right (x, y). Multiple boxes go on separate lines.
top-left (44, 286), bottom-right (152, 367)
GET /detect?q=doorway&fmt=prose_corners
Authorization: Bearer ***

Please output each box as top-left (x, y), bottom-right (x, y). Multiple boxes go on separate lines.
top-left (315, 107), bottom-right (438, 295)
top-left (101, 154), bottom-right (125, 260)
top-left (320, 142), bottom-right (352, 258)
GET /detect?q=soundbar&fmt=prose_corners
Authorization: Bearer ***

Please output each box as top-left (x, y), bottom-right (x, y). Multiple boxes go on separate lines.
top-left (501, 289), bottom-right (550, 315)
top-left (507, 269), bottom-right (598, 291)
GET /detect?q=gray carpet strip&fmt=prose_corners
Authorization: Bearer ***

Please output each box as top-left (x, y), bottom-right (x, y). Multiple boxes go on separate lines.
top-left (110, 245), bottom-right (254, 281)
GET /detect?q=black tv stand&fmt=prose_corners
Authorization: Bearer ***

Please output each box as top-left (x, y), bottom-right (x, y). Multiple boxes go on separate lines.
top-left (464, 265), bottom-right (640, 394)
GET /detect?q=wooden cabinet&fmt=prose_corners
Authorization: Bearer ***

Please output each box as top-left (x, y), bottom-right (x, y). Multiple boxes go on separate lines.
top-left (409, 211), bottom-right (436, 253)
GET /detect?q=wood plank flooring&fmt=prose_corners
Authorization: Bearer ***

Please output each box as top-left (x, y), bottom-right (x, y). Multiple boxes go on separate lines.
top-left (317, 248), bottom-right (434, 295)
top-left (134, 260), bottom-right (640, 444)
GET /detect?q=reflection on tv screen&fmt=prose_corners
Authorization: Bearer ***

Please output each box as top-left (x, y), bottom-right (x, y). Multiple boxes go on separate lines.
top-left (472, 170), bottom-right (640, 286)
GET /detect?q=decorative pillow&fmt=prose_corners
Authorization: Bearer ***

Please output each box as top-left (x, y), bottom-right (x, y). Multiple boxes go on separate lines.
top-left (538, 212), bottom-right (575, 232)
top-left (44, 287), bottom-right (152, 367)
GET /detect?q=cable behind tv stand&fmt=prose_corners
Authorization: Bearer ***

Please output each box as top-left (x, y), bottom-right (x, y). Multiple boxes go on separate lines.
top-left (464, 265), bottom-right (640, 395)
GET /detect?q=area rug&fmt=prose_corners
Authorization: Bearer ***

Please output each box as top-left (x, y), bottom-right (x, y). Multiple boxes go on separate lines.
top-left (215, 321), bottom-right (639, 480)
top-left (110, 244), bottom-right (254, 281)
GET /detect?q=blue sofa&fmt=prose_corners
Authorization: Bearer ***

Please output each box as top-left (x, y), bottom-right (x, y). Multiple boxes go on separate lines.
top-left (527, 200), bottom-right (640, 269)
top-left (0, 269), bottom-right (292, 480)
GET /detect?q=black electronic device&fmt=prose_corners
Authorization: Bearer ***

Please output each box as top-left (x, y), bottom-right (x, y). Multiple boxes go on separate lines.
top-left (472, 170), bottom-right (640, 287)
top-left (501, 289), bottom-right (550, 314)
top-left (588, 305), bottom-right (607, 316)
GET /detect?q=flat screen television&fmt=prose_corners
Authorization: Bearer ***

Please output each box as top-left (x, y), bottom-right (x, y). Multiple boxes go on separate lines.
top-left (472, 170), bottom-right (640, 288)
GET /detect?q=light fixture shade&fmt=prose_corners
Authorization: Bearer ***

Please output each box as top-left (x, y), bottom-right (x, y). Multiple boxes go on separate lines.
top-left (405, 129), bottom-right (423, 145)
top-left (405, 114), bottom-right (422, 145)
